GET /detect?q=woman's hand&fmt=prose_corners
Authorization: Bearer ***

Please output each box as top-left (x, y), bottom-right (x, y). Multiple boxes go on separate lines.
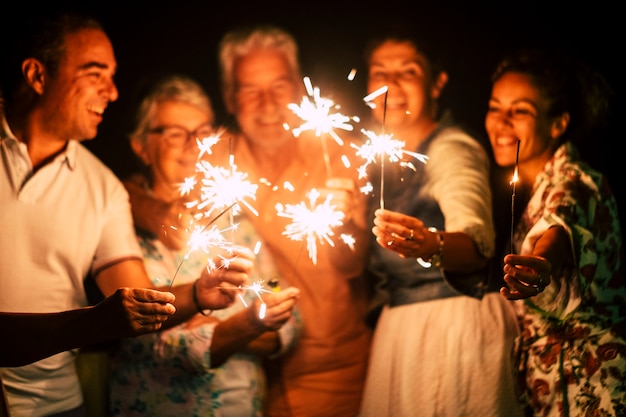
top-left (501, 254), bottom-right (552, 300)
top-left (372, 209), bottom-right (437, 260)
top-left (248, 287), bottom-right (300, 331)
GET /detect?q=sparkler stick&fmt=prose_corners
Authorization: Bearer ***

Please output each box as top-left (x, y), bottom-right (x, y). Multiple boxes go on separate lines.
top-left (380, 90), bottom-right (388, 209)
top-left (362, 86), bottom-right (392, 209)
top-left (510, 139), bottom-right (520, 254)
top-left (224, 137), bottom-right (253, 310)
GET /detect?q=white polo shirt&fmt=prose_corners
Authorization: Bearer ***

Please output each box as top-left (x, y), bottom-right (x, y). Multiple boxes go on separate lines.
top-left (0, 116), bottom-right (142, 417)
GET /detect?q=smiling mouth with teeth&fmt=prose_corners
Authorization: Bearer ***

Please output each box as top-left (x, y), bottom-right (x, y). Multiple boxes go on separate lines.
top-left (87, 104), bottom-right (105, 115)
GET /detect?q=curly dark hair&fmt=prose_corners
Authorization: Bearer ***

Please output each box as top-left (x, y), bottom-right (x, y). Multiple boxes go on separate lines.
top-left (491, 48), bottom-right (614, 147)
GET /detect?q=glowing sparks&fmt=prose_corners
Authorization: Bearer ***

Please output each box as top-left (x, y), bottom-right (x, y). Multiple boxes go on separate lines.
top-left (185, 223), bottom-right (235, 258)
top-left (340, 233), bottom-right (356, 250)
top-left (352, 129), bottom-right (429, 209)
top-left (190, 161), bottom-right (259, 217)
top-left (352, 129), bottom-right (429, 172)
top-left (276, 188), bottom-right (345, 265)
top-left (196, 130), bottom-right (223, 158)
top-left (230, 279), bottom-right (274, 319)
top-left (510, 139), bottom-right (521, 253)
top-left (288, 76), bottom-right (357, 146)
top-left (363, 85), bottom-right (389, 106)
top-left (179, 176), bottom-right (197, 196)
top-left (168, 210), bottom-right (238, 289)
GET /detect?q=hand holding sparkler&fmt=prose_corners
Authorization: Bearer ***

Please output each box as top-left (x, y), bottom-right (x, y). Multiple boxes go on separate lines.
top-left (501, 254), bottom-right (552, 300)
top-left (184, 284), bottom-right (300, 367)
top-left (372, 209), bottom-right (437, 261)
top-left (244, 286), bottom-right (300, 332)
top-left (193, 247), bottom-right (254, 312)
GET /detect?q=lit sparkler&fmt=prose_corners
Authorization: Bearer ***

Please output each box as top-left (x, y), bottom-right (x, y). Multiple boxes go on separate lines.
top-left (352, 128), bottom-right (428, 208)
top-left (288, 76), bottom-right (358, 177)
top-left (167, 202), bottom-right (238, 289)
top-left (242, 279), bottom-right (273, 319)
top-left (288, 76), bottom-right (357, 144)
top-left (189, 160), bottom-right (259, 218)
top-left (510, 139), bottom-right (520, 253)
top-left (185, 223), bottom-right (235, 258)
top-left (219, 277), bottom-right (274, 320)
top-left (196, 129), bottom-right (224, 158)
top-left (276, 188), bottom-right (346, 265)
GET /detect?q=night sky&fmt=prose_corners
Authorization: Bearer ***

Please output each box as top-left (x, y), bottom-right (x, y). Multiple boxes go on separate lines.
top-left (11, 1), bottom-right (625, 225)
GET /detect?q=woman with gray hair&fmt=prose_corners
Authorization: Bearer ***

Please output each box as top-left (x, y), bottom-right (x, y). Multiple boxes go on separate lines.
top-left (109, 74), bottom-right (301, 416)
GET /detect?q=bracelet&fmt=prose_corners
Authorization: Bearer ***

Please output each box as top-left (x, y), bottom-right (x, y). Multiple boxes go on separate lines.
top-left (192, 279), bottom-right (213, 316)
top-left (417, 228), bottom-right (444, 269)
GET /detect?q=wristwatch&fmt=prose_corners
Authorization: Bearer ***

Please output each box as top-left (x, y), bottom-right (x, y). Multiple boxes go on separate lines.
top-left (417, 228), bottom-right (444, 268)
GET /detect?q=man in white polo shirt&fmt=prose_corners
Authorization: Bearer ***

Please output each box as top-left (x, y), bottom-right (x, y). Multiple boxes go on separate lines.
top-left (0, 11), bottom-right (250, 417)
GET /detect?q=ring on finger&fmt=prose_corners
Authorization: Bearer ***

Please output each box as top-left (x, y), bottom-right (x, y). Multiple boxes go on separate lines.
top-left (387, 234), bottom-right (396, 246)
top-left (405, 229), bottom-right (414, 241)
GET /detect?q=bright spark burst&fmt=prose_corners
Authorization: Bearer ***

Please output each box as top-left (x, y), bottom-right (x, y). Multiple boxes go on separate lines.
top-left (219, 278), bottom-right (274, 319)
top-left (363, 85), bottom-right (388, 106)
top-left (340, 233), bottom-right (356, 250)
top-left (185, 223), bottom-right (236, 258)
top-left (242, 279), bottom-right (274, 297)
top-left (179, 176), bottom-right (197, 196)
top-left (189, 161), bottom-right (259, 218)
top-left (288, 76), bottom-right (358, 146)
top-left (196, 129), bottom-right (224, 158)
top-left (168, 218), bottom-right (237, 289)
top-left (352, 129), bottom-right (429, 174)
top-left (276, 188), bottom-right (345, 265)
top-left (352, 129), bottom-right (429, 209)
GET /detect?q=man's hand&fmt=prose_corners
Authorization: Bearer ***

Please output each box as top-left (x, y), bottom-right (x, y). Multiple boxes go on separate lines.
top-left (98, 287), bottom-right (176, 336)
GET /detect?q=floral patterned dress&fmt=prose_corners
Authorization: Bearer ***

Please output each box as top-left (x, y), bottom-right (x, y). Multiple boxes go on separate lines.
top-left (513, 142), bottom-right (626, 416)
top-left (108, 215), bottom-right (301, 417)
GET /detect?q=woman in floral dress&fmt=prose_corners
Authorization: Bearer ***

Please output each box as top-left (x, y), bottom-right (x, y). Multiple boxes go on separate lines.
top-left (485, 48), bottom-right (626, 416)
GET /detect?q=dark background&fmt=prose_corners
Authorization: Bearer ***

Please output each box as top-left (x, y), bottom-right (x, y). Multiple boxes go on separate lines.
top-left (12, 1), bottom-right (625, 226)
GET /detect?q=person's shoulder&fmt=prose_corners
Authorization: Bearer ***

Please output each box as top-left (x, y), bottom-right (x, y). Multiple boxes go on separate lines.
top-left (74, 142), bottom-right (127, 193)
top-left (75, 142), bottom-right (115, 172)
top-left (433, 125), bottom-right (486, 153)
top-left (435, 111), bottom-right (484, 141)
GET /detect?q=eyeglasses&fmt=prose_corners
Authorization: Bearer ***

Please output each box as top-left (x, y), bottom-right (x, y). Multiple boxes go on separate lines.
top-left (148, 124), bottom-right (214, 148)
